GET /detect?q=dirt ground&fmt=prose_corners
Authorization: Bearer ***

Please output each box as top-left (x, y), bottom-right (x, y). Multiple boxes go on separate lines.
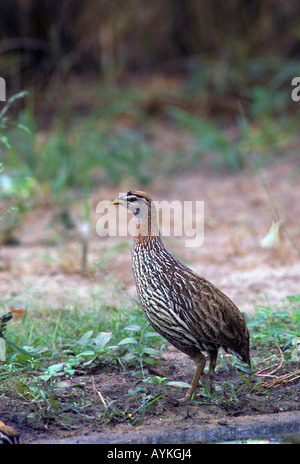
top-left (2, 349), bottom-right (300, 444)
top-left (1, 157), bottom-right (300, 444)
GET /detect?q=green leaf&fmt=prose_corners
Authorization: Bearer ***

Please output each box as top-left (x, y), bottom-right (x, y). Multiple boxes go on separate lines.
top-left (124, 324), bottom-right (141, 331)
top-left (166, 381), bottom-right (191, 389)
top-left (143, 331), bottom-right (159, 338)
top-left (122, 353), bottom-right (137, 361)
top-left (0, 90), bottom-right (29, 120)
top-left (141, 347), bottom-right (160, 356)
top-left (5, 339), bottom-right (36, 358)
top-left (118, 337), bottom-right (138, 345)
top-left (94, 331), bottom-right (112, 351)
top-left (0, 136), bottom-right (11, 149)
top-left (78, 330), bottom-right (94, 346)
top-left (47, 363), bottom-right (64, 375)
top-left (238, 372), bottom-right (253, 388)
top-left (76, 350), bottom-right (95, 357)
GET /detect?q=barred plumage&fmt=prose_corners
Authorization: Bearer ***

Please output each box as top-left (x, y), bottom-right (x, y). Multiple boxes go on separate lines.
top-left (111, 191), bottom-right (250, 401)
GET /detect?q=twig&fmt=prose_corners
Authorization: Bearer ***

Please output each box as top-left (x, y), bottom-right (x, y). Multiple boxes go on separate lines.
top-left (92, 375), bottom-right (107, 408)
top-left (255, 342), bottom-right (285, 378)
top-left (256, 369), bottom-right (300, 390)
top-left (253, 342), bottom-right (300, 390)
top-left (117, 357), bottom-right (125, 372)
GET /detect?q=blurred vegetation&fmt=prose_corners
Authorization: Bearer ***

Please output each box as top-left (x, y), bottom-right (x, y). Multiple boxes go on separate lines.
top-left (0, 0), bottom-right (300, 204)
top-left (1, 1), bottom-right (300, 89)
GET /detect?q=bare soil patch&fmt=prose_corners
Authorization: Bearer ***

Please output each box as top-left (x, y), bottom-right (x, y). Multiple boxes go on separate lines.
top-left (1, 349), bottom-right (300, 444)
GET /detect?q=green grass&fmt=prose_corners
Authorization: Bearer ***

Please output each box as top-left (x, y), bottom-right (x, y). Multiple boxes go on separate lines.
top-left (0, 299), bottom-right (164, 367)
top-left (248, 294), bottom-right (300, 357)
top-left (167, 106), bottom-right (245, 172)
top-left (0, 299), bottom-right (165, 425)
top-left (0, 294), bottom-right (299, 424)
top-left (1, 87), bottom-right (160, 197)
top-left (4, 109), bottom-right (158, 191)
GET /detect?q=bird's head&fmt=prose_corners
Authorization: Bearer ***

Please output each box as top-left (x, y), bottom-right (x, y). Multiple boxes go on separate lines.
top-left (111, 190), bottom-right (153, 218)
top-left (111, 190), bottom-right (159, 237)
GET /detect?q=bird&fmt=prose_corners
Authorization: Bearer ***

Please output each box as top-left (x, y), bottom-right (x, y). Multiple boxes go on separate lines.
top-left (111, 190), bottom-right (251, 401)
top-left (0, 421), bottom-right (19, 444)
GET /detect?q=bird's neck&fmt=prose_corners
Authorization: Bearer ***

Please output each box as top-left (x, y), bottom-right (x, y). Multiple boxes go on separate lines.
top-left (134, 204), bottom-right (160, 244)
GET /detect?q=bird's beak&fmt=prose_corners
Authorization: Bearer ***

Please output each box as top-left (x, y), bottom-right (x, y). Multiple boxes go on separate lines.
top-left (110, 197), bottom-right (120, 205)
top-left (110, 194), bottom-right (126, 206)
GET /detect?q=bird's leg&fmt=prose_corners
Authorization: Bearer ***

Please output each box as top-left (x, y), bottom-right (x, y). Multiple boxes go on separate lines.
top-left (179, 353), bottom-right (206, 402)
top-left (207, 350), bottom-right (218, 392)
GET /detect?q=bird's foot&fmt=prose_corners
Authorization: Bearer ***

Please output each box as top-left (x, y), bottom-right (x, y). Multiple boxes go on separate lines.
top-left (177, 394), bottom-right (191, 403)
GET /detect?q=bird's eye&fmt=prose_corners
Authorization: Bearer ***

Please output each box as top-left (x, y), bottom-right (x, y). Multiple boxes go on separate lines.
top-left (134, 207), bottom-right (140, 215)
top-left (126, 197), bottom-right (137, 203)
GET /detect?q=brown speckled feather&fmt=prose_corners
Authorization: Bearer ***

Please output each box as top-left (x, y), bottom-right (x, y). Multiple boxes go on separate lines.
top-left (132, 235), bottom-right (250, 364)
